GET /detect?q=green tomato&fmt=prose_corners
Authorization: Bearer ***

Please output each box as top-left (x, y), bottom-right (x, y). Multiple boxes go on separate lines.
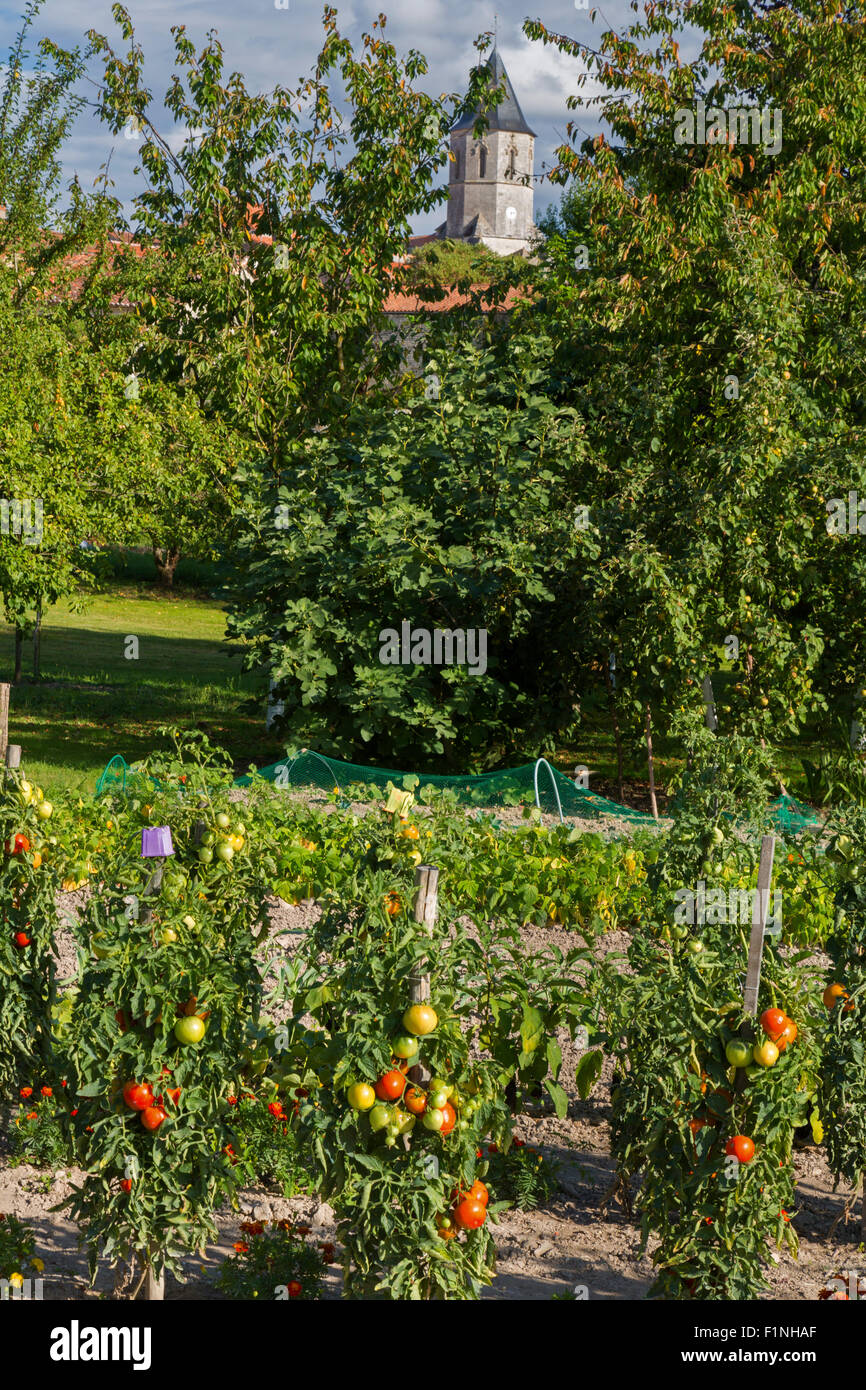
top-left (200, 830), bottom-right (215, 847)
top-left (215, 841), bottom-right (234, 863)
top-left (197, 847), bottom-right (213, 865)
top-left (711, 827), bottom-right (725, 845)
top-left (725, 1039), bottom-right (752, 1068)
top-left (369, 1104), bottom-right (391, 1132)
top-left (421, 1107), bottom-right (445, 1131)
top-left (215, 812), bottom-right (231, 831)
top-left (392, 1035), bottom-right (419, 1060)
top-left (174, 1016), bottom-right (206, 1045)
top-left (37, 801), bottom-right (53, 820)
top-left (687, 939), bottom-right (704, 955)
top-left (160, 928), bottom-right (178, 945)
top-left (428, 1088), bottom-right (449, 1110)
top-left (429, 1078), bottom-right (452, 1097)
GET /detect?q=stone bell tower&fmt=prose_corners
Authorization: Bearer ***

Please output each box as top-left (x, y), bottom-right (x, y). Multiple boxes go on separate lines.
top-left (444, 47), bottom-right (537, 256)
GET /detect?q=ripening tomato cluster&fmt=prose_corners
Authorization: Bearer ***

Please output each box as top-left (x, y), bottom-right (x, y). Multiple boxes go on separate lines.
top-left (122, 1077), bottom-right (182, 1132)
top-left (436, 1180), bottom-right (489, 1240)
top-left (724, 1006), bottom-right (799, 1074)
top-left (194, 810), bottom-right (248, 867)
top-left (345, 1001), bottom-right (489, 1147)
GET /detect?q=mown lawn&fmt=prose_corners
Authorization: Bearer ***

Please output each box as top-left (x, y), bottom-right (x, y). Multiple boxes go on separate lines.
top-left (0, 582), bottom-right (828, 807)
top-left (0, 585), bottom-right (285, 794)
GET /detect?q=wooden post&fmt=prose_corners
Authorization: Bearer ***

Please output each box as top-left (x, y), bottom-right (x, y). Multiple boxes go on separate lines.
top-left (645, 704), bottom-right (659, 820)
top-left (139, 857), bottom-right (166, 1302)
top-left (5, 742), bottom-right (22, 770)
top-left (743, 835), bottom-right (776, 1017)
top-left (0, 683), bottom-right (9, 764)
top-left (407, 865), bottom-right (438, 1097)
top-left (32, 602), bottom-right (42, 681)
top-left (733, 835), bottom-right (775, 1097)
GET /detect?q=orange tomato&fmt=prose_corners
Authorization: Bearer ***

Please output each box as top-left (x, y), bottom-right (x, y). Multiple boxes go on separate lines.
top-left (775, 1018), bottom-right (798, 1051)
top-left (404, 1087), bottom-right (427, 1115)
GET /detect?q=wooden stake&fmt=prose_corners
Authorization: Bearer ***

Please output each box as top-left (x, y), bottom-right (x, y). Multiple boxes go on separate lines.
top-left (407, 865), bottom-right (438, 1096)
top-left (645, 704), bottom-right (658, 820)
top-left (139, 856), bottom-right (166, 1300)
top-left (5, 742), bottom-right (21, 770)
top-left (743, 835), bottom-right (776, 1017)
top-left (0, 683), bottom-right (9, 764)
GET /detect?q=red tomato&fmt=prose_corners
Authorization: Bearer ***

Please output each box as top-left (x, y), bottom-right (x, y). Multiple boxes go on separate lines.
top-left (404, 1087), bottom-right (427, 1115)
top-left (13, 932), bottom-right (31, 949)
top-left (123, 1081), bottom-right (154, 1112)
top-left (120, 1179), bottom-right (133, 1194)
top-left (775, 1018), bottom-right (798, 1052)
top-left (760, 1007), bottom-right (786, 1039)
top-left (452, 1179), bottom-right (489, 1207)
top-left (453, 1197), bottom-right (486, 1230)
top-left (438, 1101), bottom-right (457, 1137)
top-left (374, 1069), bottom-right (406, 1102)
top-left (140, 1105), bottom-right (167, 1131)
top-left (725, 1134), bottom-right (755, 1164)
top-left (287, 1280), bottom-right (303, 1298)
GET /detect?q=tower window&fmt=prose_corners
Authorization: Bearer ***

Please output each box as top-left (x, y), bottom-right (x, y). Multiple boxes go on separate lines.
top-left (507, 146), bottom-right (517, 177)
top-left (478, 145), bottom-right (487, 179)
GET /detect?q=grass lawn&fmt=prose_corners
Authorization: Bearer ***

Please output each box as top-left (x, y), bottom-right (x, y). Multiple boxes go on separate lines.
top-left (0, 584), bottom-right (287, 794)
top-left (0, 580), bottom-right (828, 808)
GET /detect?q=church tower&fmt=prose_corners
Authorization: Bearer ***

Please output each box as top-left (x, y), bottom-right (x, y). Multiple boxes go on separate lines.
top-left (444, 48), bottom-right (536, 256)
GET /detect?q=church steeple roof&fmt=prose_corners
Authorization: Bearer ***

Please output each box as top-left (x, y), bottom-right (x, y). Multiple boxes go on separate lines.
top-left (451, 48), bottom-right (536, 139)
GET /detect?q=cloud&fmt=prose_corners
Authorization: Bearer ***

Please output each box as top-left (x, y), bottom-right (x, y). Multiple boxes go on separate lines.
top-left (1, 0), bottom-right (642, 231)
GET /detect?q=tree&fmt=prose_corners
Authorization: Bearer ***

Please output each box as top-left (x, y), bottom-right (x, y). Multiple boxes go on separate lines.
top-left (227, 320), bottom-right (591, 766)
top-left (520, 1), bottom-right (866, 782)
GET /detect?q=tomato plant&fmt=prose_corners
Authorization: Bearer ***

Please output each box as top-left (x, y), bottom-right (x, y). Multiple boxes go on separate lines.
top-left (0, 770), bottom-right (63, 1098)
top-left (60, 734), bottom-right (271, 1291)
top-left (819, 813), bottom-right (866, 1219)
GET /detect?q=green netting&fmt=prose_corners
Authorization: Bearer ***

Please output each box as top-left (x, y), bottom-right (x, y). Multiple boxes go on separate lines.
top-left (94, 749), bottom-right (824, 836)
top-left (767, 794), bottom-right (822, 835)
top-left (236, 750), bottom-right (656, 823)
top-left (94, 754), bottom-right (159, 799)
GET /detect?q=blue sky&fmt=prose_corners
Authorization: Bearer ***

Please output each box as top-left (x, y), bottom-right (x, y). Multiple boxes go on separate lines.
top-left (0, 0), bottom-right (638, 234)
